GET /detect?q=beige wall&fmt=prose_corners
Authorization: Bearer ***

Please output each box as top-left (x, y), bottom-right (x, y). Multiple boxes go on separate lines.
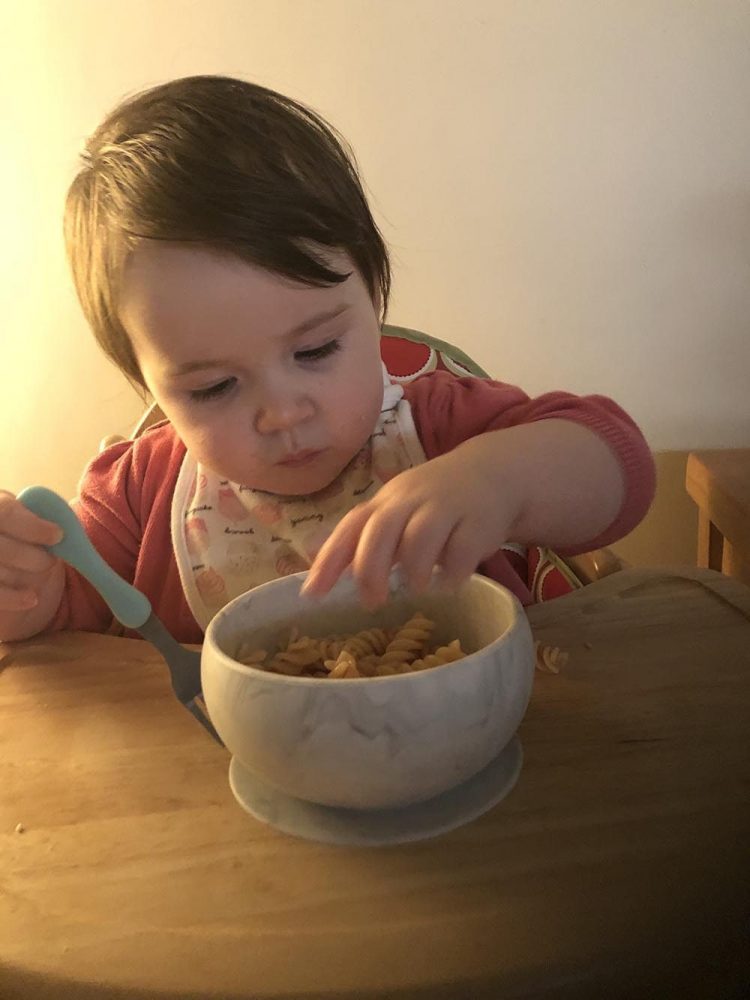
top-left (3, 1), bottom-right (750, 566)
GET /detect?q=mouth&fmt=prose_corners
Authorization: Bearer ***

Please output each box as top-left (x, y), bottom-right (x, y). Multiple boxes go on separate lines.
top-left (276, 449), bottom-right (325, 468)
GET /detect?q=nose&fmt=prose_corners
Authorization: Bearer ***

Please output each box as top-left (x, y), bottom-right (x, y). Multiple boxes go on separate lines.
top-left (254, 383), bottom-right (315, 436)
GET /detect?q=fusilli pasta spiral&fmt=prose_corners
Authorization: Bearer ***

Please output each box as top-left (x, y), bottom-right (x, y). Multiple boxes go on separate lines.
top-left (235, 611), bottom-right (465, 680)
top-left (378, 613), bottom-right (434, 671)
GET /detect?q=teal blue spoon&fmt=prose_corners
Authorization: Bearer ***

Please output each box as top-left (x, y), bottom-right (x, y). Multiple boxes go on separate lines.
top-left (18, 486), bottom-right (221, 744)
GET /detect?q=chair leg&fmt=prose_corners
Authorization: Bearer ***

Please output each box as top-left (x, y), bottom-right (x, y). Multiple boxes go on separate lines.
top-left (697, 511), bottom-right (724, 571)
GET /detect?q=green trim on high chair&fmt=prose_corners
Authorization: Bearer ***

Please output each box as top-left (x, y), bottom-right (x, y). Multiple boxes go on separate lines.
top-left (381, 323), bottom-right (491, 379)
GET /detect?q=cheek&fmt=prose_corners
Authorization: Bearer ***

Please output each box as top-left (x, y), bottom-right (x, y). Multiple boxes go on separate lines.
top-left (326, 367), bottom-right (382, 427)
top-left (340, 340), bottom-right (383, 413)
top-left (165, 411), bottom-right (231, 465)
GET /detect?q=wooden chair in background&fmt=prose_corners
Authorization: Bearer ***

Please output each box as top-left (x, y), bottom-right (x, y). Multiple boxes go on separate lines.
top-left (686, 449), bottom-right (750, 587)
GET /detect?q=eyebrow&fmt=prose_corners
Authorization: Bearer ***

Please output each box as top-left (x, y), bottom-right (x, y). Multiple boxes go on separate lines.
top-left (168, 304), bottom-right (351, 377)
top-left (285, 303), bottom-right (351, 339)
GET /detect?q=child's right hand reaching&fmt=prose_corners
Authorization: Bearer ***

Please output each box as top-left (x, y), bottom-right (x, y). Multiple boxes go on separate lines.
top-left (0, 491), bottom-right (66, 642)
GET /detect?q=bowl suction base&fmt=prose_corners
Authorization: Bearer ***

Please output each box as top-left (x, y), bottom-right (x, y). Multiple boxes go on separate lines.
top-left (228, 736), bottom-right (523, 847)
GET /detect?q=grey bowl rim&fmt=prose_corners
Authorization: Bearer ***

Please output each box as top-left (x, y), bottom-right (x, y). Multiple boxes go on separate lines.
top-left (202, 571), bottom-right (528, 688)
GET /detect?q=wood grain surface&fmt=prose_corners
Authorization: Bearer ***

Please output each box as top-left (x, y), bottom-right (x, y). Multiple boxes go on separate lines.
top-left (1, 568), bottom-right (749, 1000)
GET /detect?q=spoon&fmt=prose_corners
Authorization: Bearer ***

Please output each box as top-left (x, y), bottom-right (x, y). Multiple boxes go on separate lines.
top-left (18, 486), bottom-right (222, 744)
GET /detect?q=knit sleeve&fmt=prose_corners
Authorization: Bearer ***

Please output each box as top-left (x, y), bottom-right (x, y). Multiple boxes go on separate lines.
top-left (403, 370), bottom-right (656, 553)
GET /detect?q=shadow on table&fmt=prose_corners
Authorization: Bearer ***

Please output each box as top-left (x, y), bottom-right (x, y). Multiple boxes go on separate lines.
top-left (3, 963), bottom-right (749, 1000)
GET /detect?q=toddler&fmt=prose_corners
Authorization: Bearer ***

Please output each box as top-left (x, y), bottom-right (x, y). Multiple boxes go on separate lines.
top-left (0, 75), bottom-right (655, 644)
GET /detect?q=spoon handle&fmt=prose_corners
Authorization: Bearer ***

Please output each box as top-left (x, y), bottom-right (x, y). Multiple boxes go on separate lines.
top-left (17, 486), bottom-right (152, 629)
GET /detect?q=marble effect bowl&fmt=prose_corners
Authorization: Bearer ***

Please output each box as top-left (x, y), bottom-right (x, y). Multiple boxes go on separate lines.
top-left (201, 571), bottom-right (535, 810)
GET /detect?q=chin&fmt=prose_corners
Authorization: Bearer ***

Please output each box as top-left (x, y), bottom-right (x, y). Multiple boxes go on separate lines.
top-left (253, 464), bottom-right (339, 497)
top-left (278, 472), bottom-right (341, 497)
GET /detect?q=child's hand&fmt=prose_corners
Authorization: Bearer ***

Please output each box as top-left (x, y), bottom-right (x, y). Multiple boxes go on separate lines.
top-left (0, 491), bottom-right (66, 640)
top-left (301, 447), bottom-right (520, 609)
top-left (301, 419), bottom-right (627, 609)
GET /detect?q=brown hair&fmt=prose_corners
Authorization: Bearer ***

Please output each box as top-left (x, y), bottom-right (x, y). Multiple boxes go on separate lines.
top-left (64, 75), bottom-right (391, 391)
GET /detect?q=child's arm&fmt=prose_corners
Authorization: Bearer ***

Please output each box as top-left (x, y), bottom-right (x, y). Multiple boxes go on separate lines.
top-left (302, 419), bottom-right (624, 608)
top-left (451, 417), bottom-right (626, 549)
top-left (303, 373), bottom-right (655, 608)
top-left (0, 491), bottom-right (66, 641)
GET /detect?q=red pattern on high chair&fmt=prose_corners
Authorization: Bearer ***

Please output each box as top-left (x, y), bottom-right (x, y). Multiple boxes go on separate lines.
top-left (380, 337), bottom-right (476, 382)
top-left (378, 331), bottom-right (583, 602)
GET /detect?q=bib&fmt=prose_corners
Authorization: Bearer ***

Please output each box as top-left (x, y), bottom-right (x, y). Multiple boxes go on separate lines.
top-left (171, 369), bottom-right (427, 630)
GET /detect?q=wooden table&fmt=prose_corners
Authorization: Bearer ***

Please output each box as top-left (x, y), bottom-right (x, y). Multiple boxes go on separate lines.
top-left (1, 568), bottom-right (749, 1000)
top-left (686, 449), bottom-right (750, 586)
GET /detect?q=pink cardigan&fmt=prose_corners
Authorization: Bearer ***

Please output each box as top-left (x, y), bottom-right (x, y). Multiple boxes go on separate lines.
top-left (51, 371), bottom-right (656, 642)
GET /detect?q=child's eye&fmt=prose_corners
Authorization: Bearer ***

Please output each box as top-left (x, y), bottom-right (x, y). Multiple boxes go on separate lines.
top-left (295, 339), bottom-right (341, 363)
top-left (189, 377), bottom-right (237, 403)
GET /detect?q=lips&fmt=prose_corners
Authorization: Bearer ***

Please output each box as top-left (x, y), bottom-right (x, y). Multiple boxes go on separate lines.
top-left (276, 449), bottom-right (324, 468)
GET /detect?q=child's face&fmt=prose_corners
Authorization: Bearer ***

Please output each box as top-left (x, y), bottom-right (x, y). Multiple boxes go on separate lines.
top-left (119, 244), bottom-right (385, 494)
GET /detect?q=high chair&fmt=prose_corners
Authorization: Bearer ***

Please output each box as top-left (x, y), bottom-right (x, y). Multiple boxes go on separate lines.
top-left (99, 324), bottom-right (627, 589)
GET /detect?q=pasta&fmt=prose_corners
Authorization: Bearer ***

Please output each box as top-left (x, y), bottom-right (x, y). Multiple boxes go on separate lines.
top-left (534, 641), bottom-right (569, 674)
top-left (268, 638), bottom-right (323, 676)
top-left (236, 621), bottom-right (570, 680)
top-left (377, 612), bottom-right (434, 673)
top-left (235, 613), bottom-right (466, 679)
top-left (411, 639), bottom-right (465, 671)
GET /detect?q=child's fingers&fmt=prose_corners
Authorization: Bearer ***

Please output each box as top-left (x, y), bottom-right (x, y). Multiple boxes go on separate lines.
top-left (0, 491), bottom-right (63, 548)
top-left (350, 504), bottom-right (411, 608)
top-left (0, 583), bottom-right (38, 612)
top-left (302, 504), bottom-right (372, 597)
top-left (434, 520), bottom-right (484, 589)
top-left (0, 532), bottom-right (59, 575)
top-left (0, 493), bottom-right (64, 606)
top-left (395, 508), bottom-right (456, 595)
